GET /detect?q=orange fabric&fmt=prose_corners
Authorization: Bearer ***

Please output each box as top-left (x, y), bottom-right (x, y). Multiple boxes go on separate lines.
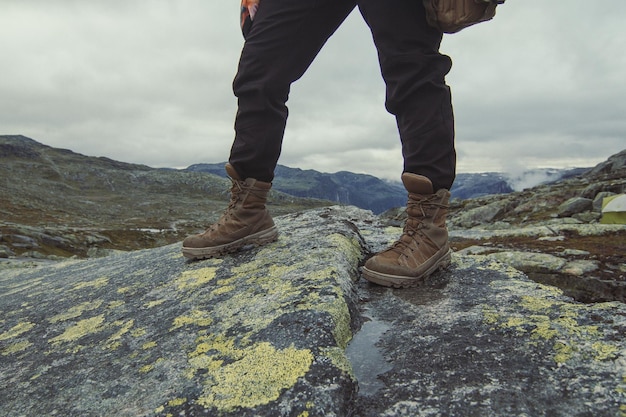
top-left (241, 0), bottom-right (260, 34)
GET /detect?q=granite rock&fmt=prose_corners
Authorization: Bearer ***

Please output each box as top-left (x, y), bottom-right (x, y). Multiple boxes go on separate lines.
top-left (1, 206), bottom-right (625, 417)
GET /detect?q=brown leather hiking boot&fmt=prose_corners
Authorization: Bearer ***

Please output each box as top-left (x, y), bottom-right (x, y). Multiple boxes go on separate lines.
top-left (182, 163), bottom-right (278, 260)
top-left (362, 173), bottom-right (451, 287)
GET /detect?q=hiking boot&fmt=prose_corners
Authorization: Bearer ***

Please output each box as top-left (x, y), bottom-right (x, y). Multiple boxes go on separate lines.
top-left (182, 163), bottom-right (278, 260)
top-left (362, 173), bottom-right (451, 287)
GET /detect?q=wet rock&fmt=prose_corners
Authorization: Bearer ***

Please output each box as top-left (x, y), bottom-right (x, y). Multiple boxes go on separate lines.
top-left (354, 223), bottom-right (626, 417)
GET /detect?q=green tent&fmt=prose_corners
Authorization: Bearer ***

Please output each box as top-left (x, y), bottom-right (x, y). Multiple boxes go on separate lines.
top-left (600, 194), bottom-right (626, 224)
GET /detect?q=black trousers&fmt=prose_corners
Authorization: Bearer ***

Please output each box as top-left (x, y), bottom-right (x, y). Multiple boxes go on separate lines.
top-left (229, 0), bottom-right (456, 191)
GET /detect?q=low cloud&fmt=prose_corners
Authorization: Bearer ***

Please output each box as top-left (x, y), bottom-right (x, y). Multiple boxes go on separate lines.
top-left (0, 0), bottom-right (624, 179)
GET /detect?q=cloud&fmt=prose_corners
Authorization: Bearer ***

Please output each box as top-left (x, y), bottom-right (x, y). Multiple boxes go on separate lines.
top-left (0, 0), bottom-right (624, 181)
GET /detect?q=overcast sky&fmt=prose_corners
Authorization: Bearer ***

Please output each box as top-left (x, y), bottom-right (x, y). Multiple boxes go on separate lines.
top-left (1, 0), bottom-right (625, 181)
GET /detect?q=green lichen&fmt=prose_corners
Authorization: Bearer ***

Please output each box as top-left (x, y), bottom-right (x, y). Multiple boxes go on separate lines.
top-left (139, 358), bottom-right (164, 374)
top-left (184, 334), bottom-right (240, 379)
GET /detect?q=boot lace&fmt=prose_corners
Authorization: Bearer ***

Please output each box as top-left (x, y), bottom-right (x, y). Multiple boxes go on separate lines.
top-left (206, 179), bottom-right (244, 232)
top-left (388, 194), bottom-right (447, 255)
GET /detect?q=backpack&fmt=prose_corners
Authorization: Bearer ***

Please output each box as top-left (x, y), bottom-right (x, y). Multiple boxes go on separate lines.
top-left (423, 0), bottom-right (505, 34)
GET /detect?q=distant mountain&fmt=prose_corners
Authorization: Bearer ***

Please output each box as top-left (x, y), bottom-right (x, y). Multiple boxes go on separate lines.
top-left (450, 168), bottom-right (594, 200)
top-left (189, 164), bottom-right (588, 210)
top-left (186, 163), bottom-right (407, 214)
top-left (449, 173), bottom-right (514, 200)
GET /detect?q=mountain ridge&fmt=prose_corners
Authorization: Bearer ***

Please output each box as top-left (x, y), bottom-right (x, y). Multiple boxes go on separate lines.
top-left (1, 134), bottom-right (624, 266)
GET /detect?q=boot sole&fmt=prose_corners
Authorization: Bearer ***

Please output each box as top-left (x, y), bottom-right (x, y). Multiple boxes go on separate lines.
top-left (361, 249), bottom-right (452, 288)
top-left (182, 226), bottom-right (279, 260)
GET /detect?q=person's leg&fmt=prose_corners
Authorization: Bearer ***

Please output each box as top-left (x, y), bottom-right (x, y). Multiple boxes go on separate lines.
top-left (183, 0), bottom-right (357, 259)
top-left (359, 0), bottom-right (455, 191)
top-left (230, 0), bottom-right (357, 182)
top-left (359, 0), bottom-right (454, 286)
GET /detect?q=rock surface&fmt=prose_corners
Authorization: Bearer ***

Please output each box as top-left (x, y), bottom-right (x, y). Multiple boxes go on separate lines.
top-left (1, 207), bottom-right (625, 416)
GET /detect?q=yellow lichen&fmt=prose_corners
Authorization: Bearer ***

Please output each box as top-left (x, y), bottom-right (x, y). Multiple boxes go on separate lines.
top-left (72, 277), bottom-right (109, 291)
top-left (131, 328), bottom-right (147, 337)
top-left (139, 364), bottom-right (154, 373)
top-left (104, 320), bottom-right (134, 350)
top-left (168, 398), bottom-right (187, 407)
top-left (0, 321), bottom-right (35, 341)
top-left (174, 267), bottom-right (217, 291)
top-left (212, 285), bottom-right (236, 296)
top-left (107, 300), bottom-right (125, 309)
top-left (591, 342), bottom-right (619, 361)
top-left (481, 283), bottom-right (617, 365)
top-left (328, 233), bottom-right (363, 265)
top-left (196, 342), bottom-right (312, 411)
top-left (185, 335), bottom-right (239, 378)
top-left (139, 358), bottom-right (164, 374)
top-left (2, 340), bottom-right (32, 356)
top-left (117, 286), bottom-right (133, 294)
top-left (143, 341), bottom-right (157, 350)
top-left (49, 315), bottom-right (105, 344)
top-left (320, 346), bottom-right (354, 378)
top-left (48, 300), bottom-right (103, 323)
top-left (503, 317), bottom-right (527, 333)
top-left (554, 341), bottom-right (576, 364)
top-left (530, 317), bottom-right (558, 341)
top-left (171, 310), bottom-right (213, 330)
top-left (482, 307), bottom-right (499, 325)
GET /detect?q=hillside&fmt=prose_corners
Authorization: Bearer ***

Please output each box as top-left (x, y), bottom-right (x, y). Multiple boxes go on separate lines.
top-left (0, 135), bottom-right (330, 258)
